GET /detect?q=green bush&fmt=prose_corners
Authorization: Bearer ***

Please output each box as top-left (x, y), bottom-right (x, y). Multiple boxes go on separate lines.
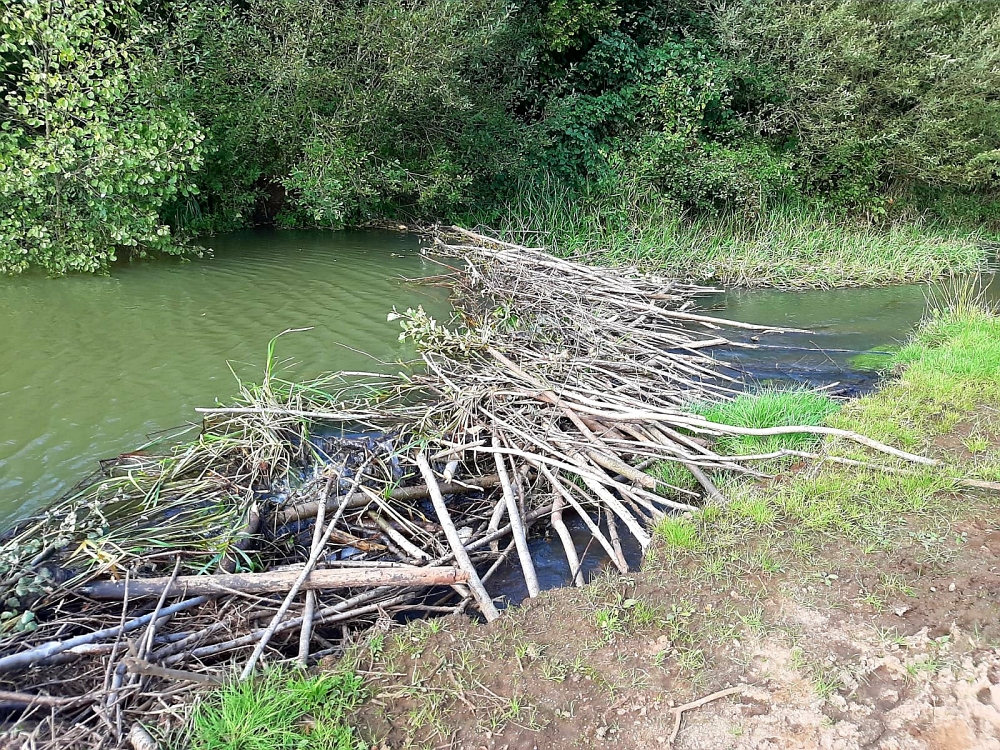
top-left (157, 0), bottom-right (526, 230)
top-left (0, 0), bottom-right (204, 274)
top-left (719, 0), bottom-right (1000, 208)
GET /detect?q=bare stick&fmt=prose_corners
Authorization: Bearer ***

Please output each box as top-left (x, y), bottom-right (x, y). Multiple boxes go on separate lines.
top-left (551, 492), bottom-right (583, 587)
top-left (493, 451), bottom-right (540, 598)
top-left (138, 557), bottom-right (181, 660)
top-left (299, 485), bottom-right (326, 667)
top-left (486, 496), bottom-right (507, 553)
top-left (668, 685), bottom-right (747, 745)
top-left (181, 590), bottom-right (417, 663)
top-left (273, 475), bottom-right (501, 526)
top-left (122, 658), bottom-right (223, 687)
top-left (0, 690), bottom-right (89, 707)
top-left (240, 463), bottom-right (370, 681)
top-left (605, 509), bottom-right (626, 571)
top-left (683, 461), bottom-right (727, 505)
top-left (538, 464), bottom-right (626, 574)
top-left (565, 448), bottom-right (651, 549)
top-left (0, 596), bottom-right (208, 674)
top-left (81, 567), bottom-right (467, 600)
top-left (416, 453), bottom-right (500, 621)
top-left (369, 513), bottom-right (431, 561)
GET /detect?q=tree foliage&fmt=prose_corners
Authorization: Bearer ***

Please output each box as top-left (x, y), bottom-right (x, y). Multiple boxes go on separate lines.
top-left (0, 0), bottom-right (203, 274)
top-left (719, 0), bottom-right (1000, 208)
top-left (156, 0), bottom-right (525, 230)
top-left (1, 0), bottom-right (998, 273)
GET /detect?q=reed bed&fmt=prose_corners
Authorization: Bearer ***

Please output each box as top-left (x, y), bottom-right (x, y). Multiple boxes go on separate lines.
top-left (0, 228), bottom-right (937, 749)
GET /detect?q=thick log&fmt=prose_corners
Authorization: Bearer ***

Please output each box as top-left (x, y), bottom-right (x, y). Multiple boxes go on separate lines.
top-left (272, 475), bottom-right (501, 526)
top-left (80, 566), bottom-right (468, 601)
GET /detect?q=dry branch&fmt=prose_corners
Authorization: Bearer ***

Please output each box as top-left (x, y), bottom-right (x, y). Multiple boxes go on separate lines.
top-left (79, 567), bottom-right (469, 601)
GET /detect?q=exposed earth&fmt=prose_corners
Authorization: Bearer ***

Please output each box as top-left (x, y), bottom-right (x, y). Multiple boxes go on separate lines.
top-left (345, 491), bottom-right (1000, 750)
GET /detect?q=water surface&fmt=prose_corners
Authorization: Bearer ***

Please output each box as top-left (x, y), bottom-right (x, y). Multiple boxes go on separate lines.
top-left (0, 230), bottom-right (449, 521)
top-left (1, 229), bottom-right (995, 532)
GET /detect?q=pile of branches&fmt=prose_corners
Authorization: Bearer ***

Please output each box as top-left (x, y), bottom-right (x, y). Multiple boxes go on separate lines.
top-left (0, 228), bottom-right (935, 748)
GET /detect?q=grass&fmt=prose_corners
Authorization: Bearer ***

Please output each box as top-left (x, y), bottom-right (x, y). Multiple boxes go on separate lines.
top-left (830, 298), bottom-right (1000, 450)
top-left (187, 668), bottom-right (367, 750)
top-left (471, 181), bottom-right (990, 288)
top-left (696, 388), bottom-right (841, 456)
top-left (651, 297), bottom-right (1000, 579)
top-left (653, 516), bottom-right (702, 549)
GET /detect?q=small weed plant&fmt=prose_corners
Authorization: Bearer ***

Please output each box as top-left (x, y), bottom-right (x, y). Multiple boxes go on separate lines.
top-left (654, 516), bottom-right (701, 550)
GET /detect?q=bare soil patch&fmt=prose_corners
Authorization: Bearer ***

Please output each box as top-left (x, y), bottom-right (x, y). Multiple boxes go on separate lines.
top-left (353, 499), bottom-right (1000, 749)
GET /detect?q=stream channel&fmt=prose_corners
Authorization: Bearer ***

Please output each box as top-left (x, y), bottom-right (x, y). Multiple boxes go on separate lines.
top-left (2, 230), bottom-right (996, 602)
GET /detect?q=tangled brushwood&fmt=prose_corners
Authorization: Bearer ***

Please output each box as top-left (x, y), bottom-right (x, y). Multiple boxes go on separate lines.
top-left (0, 229), bottom-right (937, 748)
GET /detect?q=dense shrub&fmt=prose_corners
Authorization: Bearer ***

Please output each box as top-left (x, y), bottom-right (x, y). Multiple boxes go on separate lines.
top-left (2, 0), bottom-right (998, 273)
top-left (0, 0), bottom-right (204, 274)
top-left (155, 0), bottom-right (526, 230)
top-left (719, 0), bottom-right (1000, 208)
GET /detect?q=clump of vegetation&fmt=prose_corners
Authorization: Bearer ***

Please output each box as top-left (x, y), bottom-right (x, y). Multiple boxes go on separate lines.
top-left (187, 668), bottom-right (367, 750)
top-left (697, 388), bottom-right (841, 456)
top-left (654, 516), bottom-right (701, 550)
top-left (649, 460), bottom-right (700, 498)
top-left (3, 0), bottom-right (999, 277)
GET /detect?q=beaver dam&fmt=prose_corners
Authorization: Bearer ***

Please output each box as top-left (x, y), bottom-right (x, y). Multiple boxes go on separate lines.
top-left (0, 228), bottom-right (945, 748)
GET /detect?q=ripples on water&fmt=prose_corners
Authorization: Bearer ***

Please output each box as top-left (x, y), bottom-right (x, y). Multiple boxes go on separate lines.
top-left (0, 229), bottom-right (450, 521)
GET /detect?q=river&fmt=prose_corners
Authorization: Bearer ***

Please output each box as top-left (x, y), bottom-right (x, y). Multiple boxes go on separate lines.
top-left (0, 229), bottom-right (994, 529)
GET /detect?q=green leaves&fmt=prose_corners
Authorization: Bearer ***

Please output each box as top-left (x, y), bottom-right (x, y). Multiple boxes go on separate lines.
top-left (0, 0), bottom-right (204, 274)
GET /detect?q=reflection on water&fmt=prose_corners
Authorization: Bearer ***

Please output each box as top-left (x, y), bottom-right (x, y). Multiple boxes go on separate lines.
top-left (701, 273), bottom-right (999, 396)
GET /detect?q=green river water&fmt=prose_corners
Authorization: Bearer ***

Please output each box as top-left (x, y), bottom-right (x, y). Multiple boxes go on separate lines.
top-left (1, 229), bottom-right (994, 526)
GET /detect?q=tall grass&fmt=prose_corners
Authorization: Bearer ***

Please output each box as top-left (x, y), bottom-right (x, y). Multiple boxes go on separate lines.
top-left (467, 180), bottom-right (989, 288)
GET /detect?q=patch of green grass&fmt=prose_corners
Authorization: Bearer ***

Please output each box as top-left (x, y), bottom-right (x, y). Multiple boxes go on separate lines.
top-left (653, 516), bottom-right (702, 550)
top-left (728, 494), bottom-right (777, 528)
top-left (189, 668), bottom-right (367, 750)
top-left (649, 460), bottom-right (700, 496)
top-left (832, 303), bottom-right (1000, 448)
top-left (697, 388), bottom-right (841, 456)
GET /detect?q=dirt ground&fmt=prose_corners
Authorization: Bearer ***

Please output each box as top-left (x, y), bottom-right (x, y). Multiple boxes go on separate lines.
top-left (347, 500), bottom-right (1000, 750)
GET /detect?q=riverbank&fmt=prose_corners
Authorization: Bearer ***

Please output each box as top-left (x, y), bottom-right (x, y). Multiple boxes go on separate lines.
top-left (213, 297), bottom-right (1000, 750)
top-left (479, 200), bottom-right (995, 289)
top-left (3, 236), bottom-right (998, 749)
